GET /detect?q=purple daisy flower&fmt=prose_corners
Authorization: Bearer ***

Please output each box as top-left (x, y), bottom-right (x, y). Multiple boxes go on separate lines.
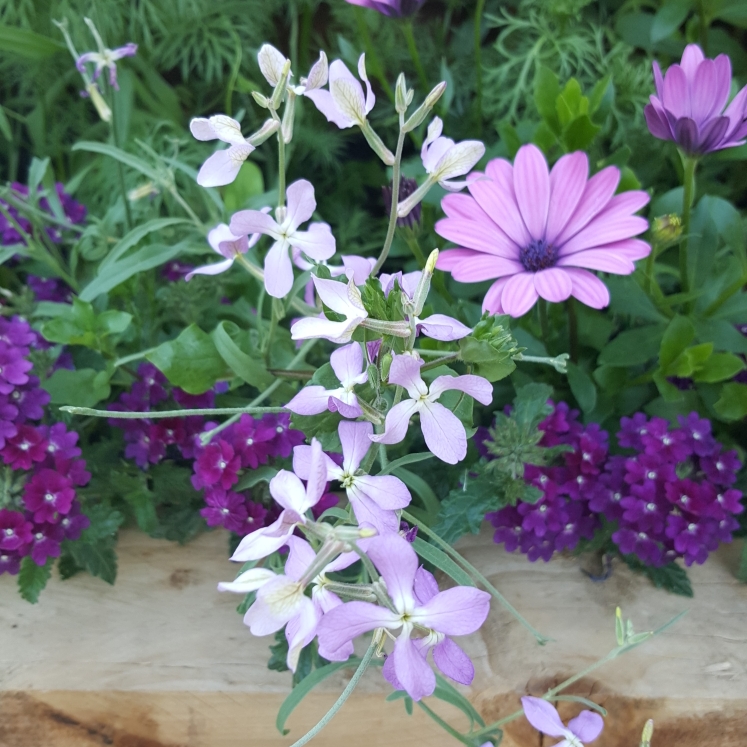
top-left (645, 44), bottom-right (747, 155)
top-left (435, 145), bottom-right (651, 316)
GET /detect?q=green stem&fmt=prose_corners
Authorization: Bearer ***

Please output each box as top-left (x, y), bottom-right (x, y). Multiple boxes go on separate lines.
top-left (354, 8), bottom-right (395, 103)
top-left (538, 298), bottom-right (550, 345)
top-left (401, 510), bottom-right (550, 644)
top-left (679, 156), bottom-right (697, 310)
top-left (420, 352), bottom-right (460, 372)
top-left (401, 21), bottom-right (428, 93)
top-left (704, 272), bottom-right (747, 316)
top-left (109, 93), bottom-right (133, 232)
top-left (61, 405), bottom-right (287, 419)
top-left (168, 186), bottom-right (203, 228)
top-left (567, 298), bottom-right (578, 364)
top-left (417, 702), bottom-right (475, 747)
top-left (372, 121), bottom-right (406, 276)
top-left (288, 641), bottom-right (377, 747)
top-left (403, 232), bottom-right (427, 268)
top-left (277, 130), bottom-right (287, 209)
top-left (113, 346), bottom-right (161, 368)
top-left (474, 0), bottom-right (486, 133)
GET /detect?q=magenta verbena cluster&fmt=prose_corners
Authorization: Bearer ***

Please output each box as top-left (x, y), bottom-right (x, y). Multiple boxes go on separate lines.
top-left (0, 316), bottom-right (91, 575)
top-left (192, 413), bottom-right (309, 536)
top-left (1, 182), bottom-right (86, 246)
top-left (485, 404), bottom-right (743, 567)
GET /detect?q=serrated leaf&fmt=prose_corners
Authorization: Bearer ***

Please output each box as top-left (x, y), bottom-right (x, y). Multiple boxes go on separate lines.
top-left (68, 541), bottom-right (118, 584)
top-left (18, 557), bottom-right (53, 603)
top-left (622, 555), bottom-right (693, 597)
top-left (432, 473), bottom-right (502, 544)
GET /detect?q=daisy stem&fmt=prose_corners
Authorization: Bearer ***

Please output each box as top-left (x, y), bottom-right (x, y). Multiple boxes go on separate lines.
top-left (679, 156), bottom-right (697, 311)
top-left (538, 298), bottom-right (550, 345)
top-left (567, 298), bottom-right (578, 363)
top-left (372, 118), bottom-right (406, 276)
top-left (288, 641), bottom-right (377, 747)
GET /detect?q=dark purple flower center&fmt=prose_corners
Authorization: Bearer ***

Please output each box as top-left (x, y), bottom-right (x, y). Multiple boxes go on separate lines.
top-left (520, 239), bottom-right (558, 272)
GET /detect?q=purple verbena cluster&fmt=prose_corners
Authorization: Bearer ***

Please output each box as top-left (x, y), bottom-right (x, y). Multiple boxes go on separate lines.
top-left (0, 316), bottom-right (91, 576)
top-left (1, 182), bottom-right (86, 246)
top-left (485, 404), bottom-right (744, 567)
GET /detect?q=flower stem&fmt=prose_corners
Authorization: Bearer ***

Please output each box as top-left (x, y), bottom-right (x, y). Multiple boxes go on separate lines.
top-left (417, 702), bottom-right (476, 746)
top-left (401, 21), bottom-right (428, 93)
top-left (679, 156), bottom-right (697, 310)
top-left (372, 120), bottom-right (406, 276)
top-left (109, 93), bottom-right (133, 232)
top-left (474, 0), bottom-right (486, 133)
top-left (288, 641), bottom-right (377, 747)
top-left (420, 352), bottom-right (460, 372)
top-left (401, 510), bottom-right (550, 644)
top-left (61, 405), bottom-right (287, 419)
top-left (277, 130), bottom-right (286, 209)
top-left (538, 298), bottom-right (550, 345)
top-left (567, 298), bottom-right (578, 364)
top-left (113, 346), bottom-right (161, 368)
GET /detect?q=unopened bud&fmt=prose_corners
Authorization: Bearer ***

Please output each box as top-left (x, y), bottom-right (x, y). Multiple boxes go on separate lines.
top-left (403, 81), bottom-right (447, 132)
top-left (281, 90), bottom-right (296, 144)
top-left (248, 118), bottom-right (280, 146)
top-left (411, 248), bottom-right (438, 316)
top-left (270, 59), bottom-right (292, 109)
top-left (395, 73), bottom-right (409, 114)
top-left (86, 83), bottom-right (111, 122)
top-left (360, 121), bottom-right (395, 166)
top-left (128, 182), bottom-right (158, 201)
top-left (252, 91), bottom-right (269, 109)
top-left (380, 352), bottom-right (392, 382)
top-left (615, 607), bottom-right (625, 646)
top-left (652, 213), bottom-right (682, 244)
top-left (640, 719), bottom-right (654, 747)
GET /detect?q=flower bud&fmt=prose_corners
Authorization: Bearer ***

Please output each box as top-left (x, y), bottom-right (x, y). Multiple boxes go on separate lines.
top-left (282, 89), bottom-right (296, 144)
top-left (270, 59), bottom-right (292, 109)
top-left (402, 81), bottom-right (447, 132)
top-left (247, 118), bottom-right (280, 146)
top-left (411, 248), bottom-right (438, 316)
top-left (640, 720), bottom-right (654, 747)
top-left (652, 213), bottom-right (682, 244)
top-left (360, 121), bottom-right (395, 166)
top-left (380, 352), bottom-right (392, 382)
top-left (395, 73), bottom-right (409, 114)
top-left (252, 91), bottom-right (270, 109)
top-left (86, 83), bottom-right (112, 122)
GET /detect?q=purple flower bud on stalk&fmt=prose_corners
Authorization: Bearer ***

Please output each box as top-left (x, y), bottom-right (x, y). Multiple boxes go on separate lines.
top-left (383, 177), bottom-right (421, 228)
top-left (344, 0), bottom-right (426, 17)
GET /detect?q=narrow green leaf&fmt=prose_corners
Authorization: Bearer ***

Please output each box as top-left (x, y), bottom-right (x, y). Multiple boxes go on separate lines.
top-left (392, 468), bottom-right (441, 520)
top-left (100, 217), bottom-right (191, 269)
top-left (411, 537), bottom-right (474, 587)
top-left (72, 141), bottom-right (161, 182)
top-left (566, 362), bottom-right (597, 413)
top-left (659, 315), bottom-right (695, 370)
top-left (0, 25), bottom-right (64, 60)
top-left (0, 105), bottom-right (14, 141)
top-left (212, 320), bottom-right (274, 389)
top-left (378, 452), bottom-right (435, 476)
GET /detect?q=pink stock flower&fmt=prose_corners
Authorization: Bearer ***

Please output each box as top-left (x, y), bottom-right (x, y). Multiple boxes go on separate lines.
top-left (370, 355), bottom-right (493, 464)
top-left (521, 697), bottom-right (604, 747)
top-left (435, 145), bottom-right (651, 317)
top-left (185, 220), bottom-right (265, 280)
top-left (294, 421), bottom-right (412, 533)
top-left (286, 342), bottom-right (368, 418)
top-left (190, 115), bottom-right (256, 187)
top-left (230, 438), bottom-right (328, 561)
top-left (305, 55), bottom-right (375, 129)
top-left (316, 532), bottom-right (490, 701)
top-left (76, 42), bottom-right (137, 90)
top-left (230, 180), bottom-right (336, 298)
top-left (645, 44), bottom-right (747, 155)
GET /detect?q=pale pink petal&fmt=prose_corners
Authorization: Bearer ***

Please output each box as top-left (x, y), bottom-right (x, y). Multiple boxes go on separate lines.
top-left (347, 490), bottom-right (400, 534)
top-left (292, 444), bottom-right (341, 481)
top-left (433, 140), bottom-right (486, 182)
top-left (304, 88), bottom-right (354, 128)
top-left (328, 393), bottom-right (362, 419)
top-left (190, 117), bottom-right (217, 141)
top-left (185, 258), bottom-right (233, 280)
top-left (217, 567), bottom-right (276, 594)
top-left (567, 711), bottom-right (604, 742)
top-left (513, 144), bottom-right (550, 239)
top-left (520, 697), bottom-right (568, 738)
top-left (341, 255), bottom-right (376, 284)
top-left (317, 600), bottom-right (400, 660)
top-left (270, 471), bottom-right (310, 513)
top-left (285, 598), bottom-right (321, 671)
top-left (600, 238), bottom-right (651, 261)
top-left (313, 276), bottom-right (367, 317)
top-left (557, 249), bottom-right (635, 274)
top-left (423, 136), bottom-right (454, 174)
top-left (230, 208), bottom-right (280, 239)
top-left (231, 511), bottom-right (298, 561)
top-left (429, 374), bottom-right (493, 405)
top-left (197, 145), bottom-right (252, 187)
top-left (564, 268), bottom-right (610, 309)
top-left (662, 64), bottom-right (689, 118)
top-left (330, 343), bottom-right (365, 387)
top-left (264, 239), bottom-right (294, 298)
top-left (303, 438), bottom-right (328, 510)
top-left (417, 314), bottom-right (472, 341)
top-left (290, 316), bottom-right (356, 344)
top-left (545, 152), bottom-right (589, 244)
top-left (357, 54), bottom-right (375, 114)
top-left (433, 637), bottom-right (474, 685)
top-left (387, 354), bottom-right (427, 399)
top-left (284, 536), bottom-right (317, 581)
top-left (413, 568), bottom-right (439, 604)
top-left (393, 633), bottom-right (436, 701)
top-left (285, 179), bottom-right (317, 232)
top-left (365, 533), bottom-right (418, 611)
top-left (533, 267), bottom-right (573, 302)
top-left (501, 272), bottom-right (539, 317)
top-left (352, 474), bottom-right (411, 509)
top-left (285, 385), bottom-right (336, 415)
top-left (421, 117), bottom-right (443, 160)
top-left (435, 215), bottom-right (519, 259)
top-left (449, 254), bottom-right (524, 282)
top-left (414, 586), bottom-right (490, 634)
top-left (419, 401), bottom-right (468, 464)
top-left (479, 158), bottom-right (532, 247)
top-left (369, 399), bottom-right (421, 446)
top-left (339, 420), bottom-right (373, 473)
top-left (208, 115), bottom-right (247, 145)
top-left (483, 277), bottom-right (510, 314)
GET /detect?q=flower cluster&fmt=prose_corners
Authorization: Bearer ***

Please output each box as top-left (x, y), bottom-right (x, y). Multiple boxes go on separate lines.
top-left (0, 182), bottom-right (86, 247)
top-left (485, 404), bottom-right (744, 567)
top-left (0, 316), bottom-right (91, 576)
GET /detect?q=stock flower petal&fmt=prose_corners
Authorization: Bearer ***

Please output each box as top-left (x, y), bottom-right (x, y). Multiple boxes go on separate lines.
top-left (208, 115), bottom-right (247, 145)
top-left (231, 511), bottom-right (298, 561)
top-left (564, 268), bottom-right (610, 308)
top-left (292, 444), bottom-right (341, 481)
top-left (513, 144), bottom-right (550, 239)
top-left (257, 44), bottom-right (287, 86)
top-left (269, 470), bottom-right (309, 513)
top-left (433, 140), bottom-right (486, 182)
top-left (533, 267), bottom-right (573, 302)
top-left (347, 489), bottom-right (400, 533)
top-left (285, 385), bottom-right (336, 415)
top-left (328, 394), bottom-right (362, 418)
top-left (331, 78), bottom-right (367, 127)
top-left (303, 438), bottom-right (328, 509)
top-left (285, 598), bottom-right (320, 672)
top-left (217, 567), bottom-right (276, 594)
top-left (263, 239), bottom-right (295, 298)
top-left (304, 88), bottom-right (355, 128)
top-left (358, 54), bottom-right (375, 114)
top-left (339, 420), bottom-right (373, 473)
top-left (433, 637), bottom-right (474, 685)
top-left (185, 258), bottom-right (233, 280)
top-left (284, 536), bottom-right (317, 581)
top-left (419, 401), bottom-right (467, 464)
top-left (290, 316), bottom-right (356, 343)
top-left (365, 532), bottom-right (418, 610)
top-left (314, 276), bottom-right (366, 317)
top-left (230, 208), bottom-right (280, 239)
top-left (392, 633), bottom-right (436, 701)
top-left (429, 374), bottom-right (493, 406)
top-left (317, 600), bottom-right (400, 660)
top-left (285, 179), bottom-right (317, 232)
top-left (501, 272), bottom-right (539, 317)
top-left (387, 354), bottom-right (427, 399)
top-left (545, 152), bottom-right (589, 244)
top-left (341, 254), bottom-right (376, 284)
top-left (369, 400), bottom-right (420, 446)
top-left (414, 586), bottom-right (490, 635)
top-left (520, 697), bottom-right (569, 738)
top-left (417, 314), bottom-right (472, 341)
top-left (330, 343), bottom-right (365, 387)
top-left (197, 145), bottom-right (253, 187)
top-left (567, 711), bottom-right (604, 742)
top-left (353, 475), bottom-right (411, 510)
top-left (190, 117), bottom-right (218, 140)
top-left (413, 568), bottom-right (439, 604)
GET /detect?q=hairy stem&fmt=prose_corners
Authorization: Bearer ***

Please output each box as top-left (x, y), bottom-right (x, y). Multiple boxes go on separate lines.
top-left (679, 156), bottom-right (697, 310)
top-left (110, 92), bottom-right (133, 232)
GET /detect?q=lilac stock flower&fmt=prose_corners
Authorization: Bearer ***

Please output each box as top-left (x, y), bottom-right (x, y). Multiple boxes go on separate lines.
top-left (294, 421), bottom-right (412, 533)
top-left (185, 221), bottom-right (264, 281)
top-left (305, 55), bottom-right (376, 129)
top-left (344, 0), bottom-right (426, 17)
top-left (190, 116), bottom-right (256, 187)
top-left (398, 117), bottom-right (485, 218)
top-left (286, 342), bottom-right (368, 418)
top-left (231, 438), bottom-right (328, 561)
top-left (257, 44), bottom-right (329, 96)
top-left (76, 41), bottom-right (137, 90)
top-left (317, 533), bottom-right (490, 701)
top-left (230, 180), bottom-right (336, 298)
top-left (370, 355), bottom-right (493, 464)
top-left (645, 44), bottom-right (747, 155)
top-left (436, 145), bottom-right (651, 317)
top-left (291, 277), bottom-right (369, 344)
top-left (521, 697), bottom-right (604, 747)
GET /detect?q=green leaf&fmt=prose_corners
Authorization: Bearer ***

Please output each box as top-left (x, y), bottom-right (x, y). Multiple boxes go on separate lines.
top-left (223, 161), bottom-right (264, 212)
top-left (41, 299), bottom-right (130, 349)
top-left (393, 468), bottom-right (441, 520)
top-left (622, 555), bottom-right (693, 597)
top-left (566, 362), bottom-right (597, 413)
top-left (212, 320), bottom-right (274, 389)
top-left (599, 325), bottom-right (666, 367)
top-left (80, 505), bottom-right (125, 542)
top-left (432, 673), bottom-right (486, 728)
top-left (713, 0), bottom-right (747, 26)
top-left (378, 452), bottom-right (434, 476)
top-left (588, 75), bottom-right (613, 120)
top-left (432, 473), bottom-right (501, 544)
top-left (0, 106), bottom-right (12, 142)
top-left (496, 120), bottom-right (521, 158)
top-left (659, 315), bottom-right (696, 370)
top-left (0, 25), bottom-right (64, 60)
top-left (562, 115), bottom-right (601, 151)
top-left (17, 557), bottom-right (53, 603)
top-left (695, 319), bottom-right (747, 354)
top-left (43, 368), bottom-right (111, 408)
top-left (100, 218), bottom-right (191, 270)
top-left (234, 466), bottom-right (279, 491)
top-left (147, 324), bottom-right (227, 394)
top-left (67, 541), bottom-right (118, 584)
top-left (606, 275), bottom-right (667, 322)
top-left (513, 383), bottom-right (553, 428)
top-left (693, 352), bottom-right (745, 383)
top-left (651, 0), bottom-right (693, 41)
top-left (411, 537), bottom-right (475, 587)
top-left (714, 382), bottom-right (747, 421)
top-left (72, 141), bottom-right (161, 182)
top-left (533, 66), bottom-right (561, 134)
top-left (556, 78), bottom-right (585, 127)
